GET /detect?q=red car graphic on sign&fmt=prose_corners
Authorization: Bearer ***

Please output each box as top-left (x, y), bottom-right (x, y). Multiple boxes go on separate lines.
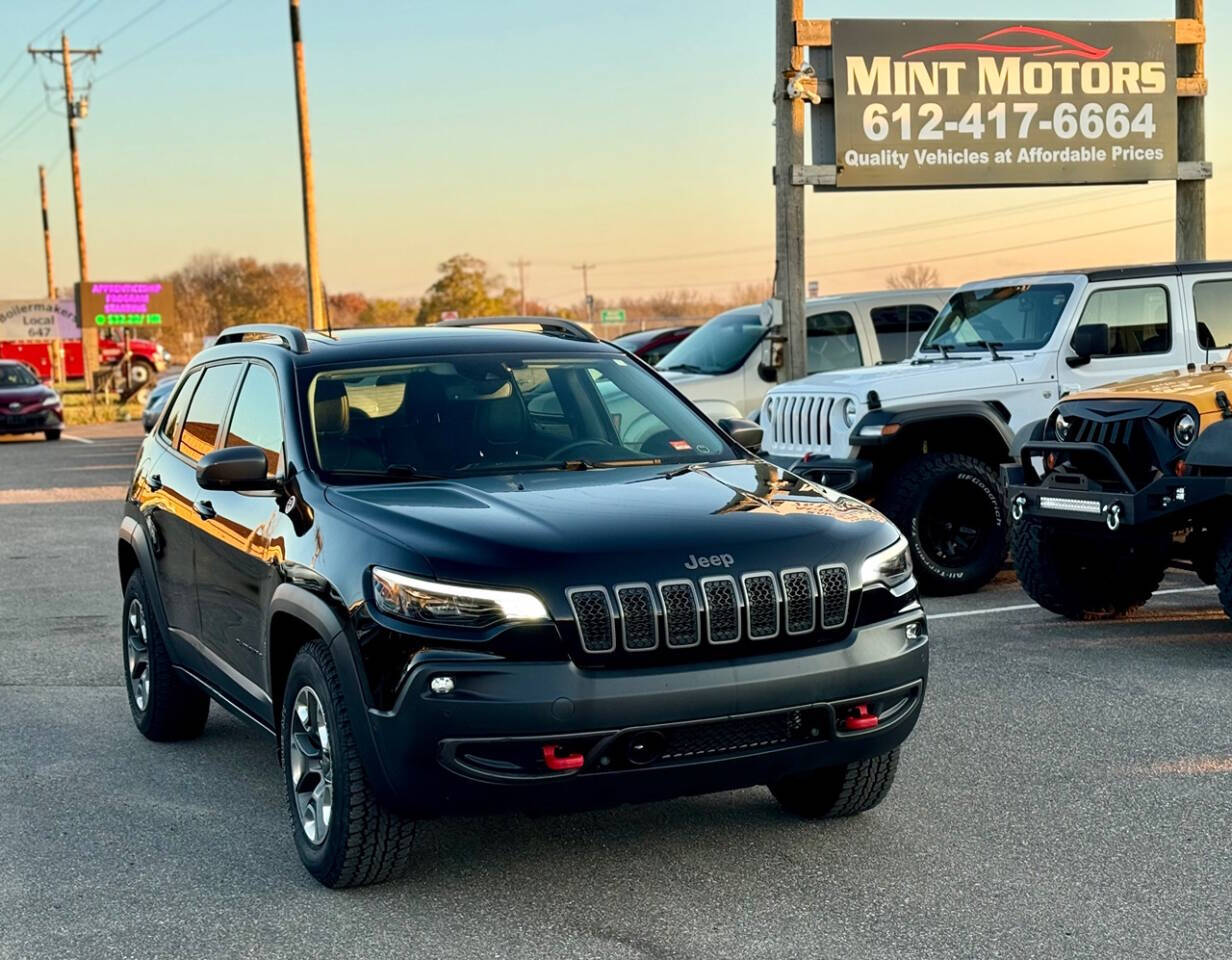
top-left (904, 25), bottom-right (1112, 61)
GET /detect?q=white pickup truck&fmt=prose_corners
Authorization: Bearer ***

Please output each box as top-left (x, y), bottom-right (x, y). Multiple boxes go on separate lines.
top-left (759, 262), bottom-right (1232, 595)
top-left (657, 289), bottom-right (949, 421)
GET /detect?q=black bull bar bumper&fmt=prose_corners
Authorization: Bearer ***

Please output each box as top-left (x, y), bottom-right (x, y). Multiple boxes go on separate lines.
top-left (1002, 440), bottom-right (1232, 530)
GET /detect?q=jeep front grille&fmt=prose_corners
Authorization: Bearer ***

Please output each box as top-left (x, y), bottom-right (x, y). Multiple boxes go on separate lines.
top-left (567, 587), bottom-right (615, 653)
top-left (568, 566), bottom-right (857, 661)
top-left (659, 580), bottom-right (701, 648)
top-left (817, 564), bottom-right (850, 628)
top-left (762, 392), bottom-right (839, 455)
top-left (615, 583), bottom-right (658, 651)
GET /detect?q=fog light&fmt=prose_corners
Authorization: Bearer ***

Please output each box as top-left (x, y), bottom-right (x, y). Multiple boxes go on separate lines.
top-left (906, 621), bottom-right (926, 643)
top-left (430, 676), bottom-right (455, 695)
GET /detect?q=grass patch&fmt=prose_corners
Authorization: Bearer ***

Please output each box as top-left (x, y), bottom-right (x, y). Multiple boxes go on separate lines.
top-left (60, 391), bottom-right (143, 426)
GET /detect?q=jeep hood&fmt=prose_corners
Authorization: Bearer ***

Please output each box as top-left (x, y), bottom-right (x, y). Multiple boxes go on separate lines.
top-left (771, 359), bottom-right (1021, 404)
top-left (1066, 367), bottom-right (1232, 417)
top-left (324, 461), bottom-right (897, 589)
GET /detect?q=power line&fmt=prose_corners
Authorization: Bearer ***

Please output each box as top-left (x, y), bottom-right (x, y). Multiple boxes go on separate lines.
top-left (28, 0), bottom-right (92, 46)
top-left (0, 62), bottom-right (36, 110)
top-left (100, 0), bottom-right (170, 45)
top-left (61, 0), bottom-right (109, 36)
top-left (0, 101), bottom-right (46, 149)
top-left (94, 0), bottom-right (236, 83)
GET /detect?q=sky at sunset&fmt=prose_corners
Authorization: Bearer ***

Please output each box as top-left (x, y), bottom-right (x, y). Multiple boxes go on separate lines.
top-left (0, 0), bottom-right (1228, 308)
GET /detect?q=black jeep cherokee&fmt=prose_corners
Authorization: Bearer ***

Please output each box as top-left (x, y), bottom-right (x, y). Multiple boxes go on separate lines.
top-left (117, 320), bottom-right (929, 887)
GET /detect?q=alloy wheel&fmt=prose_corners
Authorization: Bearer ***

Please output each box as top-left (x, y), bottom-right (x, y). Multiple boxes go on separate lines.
top-left (289, 686), bottom-right (333, 845)
top-left (126, 598), bottom-right (151, 711)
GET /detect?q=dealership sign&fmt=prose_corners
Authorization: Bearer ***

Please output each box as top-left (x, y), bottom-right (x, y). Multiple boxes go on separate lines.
top-left (826, 20), bottom-right (1177, 188)
top-left (76, 281), bottom-right (174, 328)
top-left (0, 299), bottom-right (78, 341)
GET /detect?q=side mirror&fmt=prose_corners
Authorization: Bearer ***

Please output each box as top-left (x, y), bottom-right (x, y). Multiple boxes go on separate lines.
top-left (196, 445), bottom-right (274, 491)
top-left (757, 362), bottom-right (779, 383)
top-left (1067, 323), bottom-right (1109, 368)
top-left (719, 417), bottom-right (763, 451)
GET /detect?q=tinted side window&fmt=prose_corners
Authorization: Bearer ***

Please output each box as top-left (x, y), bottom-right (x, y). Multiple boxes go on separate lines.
top-left (1193, 279), bottom-right (1232, 351)
top-left (178, 364), bottom-right (242, 462)
top-left (159, 369), bottom-right (201, 444)
top-left (1074, 286), bottom-right (1171, 357)
top-left (805, 310), bottom-right (862, 374)
top-left (225, 365), bottom-right (284, 477)
top-left (871, 304), bottom-right (938, 363)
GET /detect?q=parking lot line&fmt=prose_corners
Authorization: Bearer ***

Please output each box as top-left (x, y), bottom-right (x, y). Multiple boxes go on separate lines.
top-left (928, 585), bottom-right (1217, 621)
top-left (61, 434), bottom-right (94, 444)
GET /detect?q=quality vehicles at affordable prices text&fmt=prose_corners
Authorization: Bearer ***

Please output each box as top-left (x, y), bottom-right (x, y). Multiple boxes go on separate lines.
top-left (657, 289), bottom-right (948, 421)
top-left (758, 262), bottom-right (1232, 595)
top-left (117, 319), bottom-right (929, 888)
top-left (1004, 298), bottom-right (1232, 619)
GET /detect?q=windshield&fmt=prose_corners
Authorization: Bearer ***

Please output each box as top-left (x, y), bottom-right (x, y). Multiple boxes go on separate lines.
top-left (919, 283), bottom-right (1073, 353)
top-left (307, 354), bottom-right (735, 482)
top-left (0, 364), bottom-right (38, 388)
top-left (657, 308), bottom-right (762, 375)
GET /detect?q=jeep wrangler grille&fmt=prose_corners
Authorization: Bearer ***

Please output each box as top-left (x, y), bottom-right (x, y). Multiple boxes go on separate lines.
top-left (615, 584), bottom-right (658, 651)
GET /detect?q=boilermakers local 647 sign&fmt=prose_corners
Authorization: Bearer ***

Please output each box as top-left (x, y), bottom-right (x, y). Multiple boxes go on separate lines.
top-left (828, 20), bottom-right (1177, 188)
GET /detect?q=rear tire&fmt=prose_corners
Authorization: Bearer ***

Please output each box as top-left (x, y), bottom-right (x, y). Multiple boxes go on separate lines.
top-left (1010, 515), bottom-right (1167, 620)
top-left (44, 429), bottom-right (60, 441)
top-left (282, 641), bottom-right (417, 888)
top-left (878, 453), bottom-right (1007, 596)
top-left (122, 571), bottom-right (210, 741)
top-left (1211, 526), bottom-right (1232, 620)
top-left (770, 748), bottom-right (900, 819)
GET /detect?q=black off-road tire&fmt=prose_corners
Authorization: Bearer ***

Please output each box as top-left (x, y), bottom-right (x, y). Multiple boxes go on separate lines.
top-left (44, 429), bottom-right (61, 441)
top-left (770, 748), bottom-right (900, 819)
top-left (122, 571), bottom-right (210, 741)
top-left (1010, 515), bottom-right (1168, 620)
top-left (1211, 527), bottom-right (1232, 620)
top-left (282, 641), bottom-right (417, 888)
top-left (878, 453), bottom-right (1007, 596)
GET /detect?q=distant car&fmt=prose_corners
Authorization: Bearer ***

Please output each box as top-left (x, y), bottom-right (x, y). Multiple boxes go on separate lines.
top-left (611, 326), bottom-right (695, 366)
top-left (0, 358), bottom-right (63, 441)
top-left (141, 375), bottom-right (180, 433)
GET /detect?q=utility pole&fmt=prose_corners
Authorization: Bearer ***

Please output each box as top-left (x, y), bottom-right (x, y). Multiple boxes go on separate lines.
top-left (38, 165), bottom-right (54, 299)
top-left (510, 258), bottom-right (530, 315)
top-left (29, 35), bottom-right (99, 385)
top-left (573, 263), bottom-right (596, 324)
top-left (1176, 0), bottom-right (1206, 261)
top-left (773, 0), bottom-right (807, 383)
top-left (289, 0), bottom-right (327, 330)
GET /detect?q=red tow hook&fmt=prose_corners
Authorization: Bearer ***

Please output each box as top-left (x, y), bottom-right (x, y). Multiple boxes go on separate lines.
top-left (542, 744), bottom-right (585, 771)
top-left (841, 704), bottom-right (879, 732)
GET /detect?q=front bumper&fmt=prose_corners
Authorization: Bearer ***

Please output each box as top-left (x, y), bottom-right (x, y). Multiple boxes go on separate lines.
top-left (354, 607), bottom-right (929, 817)
top-left (764, 454), bottom-right (873, 495)
top-left (0, 407), bottom-right (61, 435)
top-left (1004, 450), bottom-right (1232, 530)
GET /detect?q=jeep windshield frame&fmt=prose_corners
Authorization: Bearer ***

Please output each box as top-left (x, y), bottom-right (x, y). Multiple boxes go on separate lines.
top-left (918, 282), bottom-right (1074, 355)
top-left (302, 352), bottom-right (739, 484)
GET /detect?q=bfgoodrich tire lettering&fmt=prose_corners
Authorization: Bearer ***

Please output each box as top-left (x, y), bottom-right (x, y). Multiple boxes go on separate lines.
top-left (1011, 515), bottom-right (1167, 620)
top-left (770, 747), bottom-right (900, 818)
top-left (122, 570), bottom-right (210, 741)
top-left (282, 640), bottom-right (417, 888)
top-left (878, 453), bottom-right (1007, 596)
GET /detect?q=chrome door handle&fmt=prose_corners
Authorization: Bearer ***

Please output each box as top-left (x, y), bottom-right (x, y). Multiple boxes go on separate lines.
top-left (193, 499), bottom-right (216, 520)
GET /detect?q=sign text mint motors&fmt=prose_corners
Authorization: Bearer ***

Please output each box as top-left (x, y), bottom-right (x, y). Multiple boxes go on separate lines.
top-left (829, 20), bottom-right (1177, 188)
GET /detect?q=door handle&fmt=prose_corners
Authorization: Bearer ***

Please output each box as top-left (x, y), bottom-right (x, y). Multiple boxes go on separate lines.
top-left (193, 499), bottom-right (216, 520)
top-left (148, 473), bottom-right (162, 491)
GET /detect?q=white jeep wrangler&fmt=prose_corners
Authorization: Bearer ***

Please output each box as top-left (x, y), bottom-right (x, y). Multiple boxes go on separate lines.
top-left (759, 262), bottom-right (1232, 594)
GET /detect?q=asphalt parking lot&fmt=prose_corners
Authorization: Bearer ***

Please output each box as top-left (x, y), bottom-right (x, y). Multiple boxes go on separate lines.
top-left (2, 423), bottom-right (1230, 960)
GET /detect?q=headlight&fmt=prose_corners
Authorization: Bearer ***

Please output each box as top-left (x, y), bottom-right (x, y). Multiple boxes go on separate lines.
top-left (42, 395), bottom-right (61, 408)
top-left (1054, 412), bottom-right (1072, 441)
top-left (1174, 413), bottom-right (1197, 447)
top-left (371, 567), bottom-right (548, 627)
top-left (841, 398), bottom-right (857, 429)
top-left (859, 537), bottom-right (913, 590)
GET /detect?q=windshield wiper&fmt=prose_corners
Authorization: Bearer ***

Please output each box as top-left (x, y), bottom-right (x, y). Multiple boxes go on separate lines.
top-left (972, 340), bottom-right (1008, 361)
top-left (328, 464), bottom-right (445, 481)
top-left (659, 363), bottom-right (707, 374)
top-left (919, 344), bottom-right (978, 360)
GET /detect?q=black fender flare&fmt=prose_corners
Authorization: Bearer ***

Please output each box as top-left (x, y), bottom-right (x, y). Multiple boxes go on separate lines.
top-left (1185, 418), bottom-right (1232, 470)
top-left (1009, 418), bottom-right (1047, 459)
top-left (118, 514), bottom-right (172, 639)
top-left (851, 401), bottom-right (1016, 453)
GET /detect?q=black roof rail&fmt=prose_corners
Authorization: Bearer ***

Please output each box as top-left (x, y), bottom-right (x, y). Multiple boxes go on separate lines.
top-left (433, 315), bottom-right (599, 343)
top-left (214, 324), bottom-right (311, 354)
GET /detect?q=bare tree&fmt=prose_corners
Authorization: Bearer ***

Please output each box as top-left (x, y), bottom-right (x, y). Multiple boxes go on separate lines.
top-left (885, 264), bottom-right (941, 290)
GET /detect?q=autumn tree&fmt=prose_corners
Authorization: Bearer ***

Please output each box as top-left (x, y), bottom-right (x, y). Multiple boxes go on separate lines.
top-left (885, 264), bottom-right (942, 290)
top-left (416, 254), bottom-right (517, 325)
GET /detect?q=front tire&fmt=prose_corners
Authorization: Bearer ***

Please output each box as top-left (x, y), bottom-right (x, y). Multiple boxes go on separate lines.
top-left (44, 429), bottom-right (61, 441)
top-left (122, 571), bottom-right (210, 741)
top-left (770, 748), bottom-right (900, 819)
top-left (878, 453), bottom-right (1007, 596)
top-left (1010, 515), bottom-right (1167, 620)
top-left (282, 641), bottom-right (417, 888)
